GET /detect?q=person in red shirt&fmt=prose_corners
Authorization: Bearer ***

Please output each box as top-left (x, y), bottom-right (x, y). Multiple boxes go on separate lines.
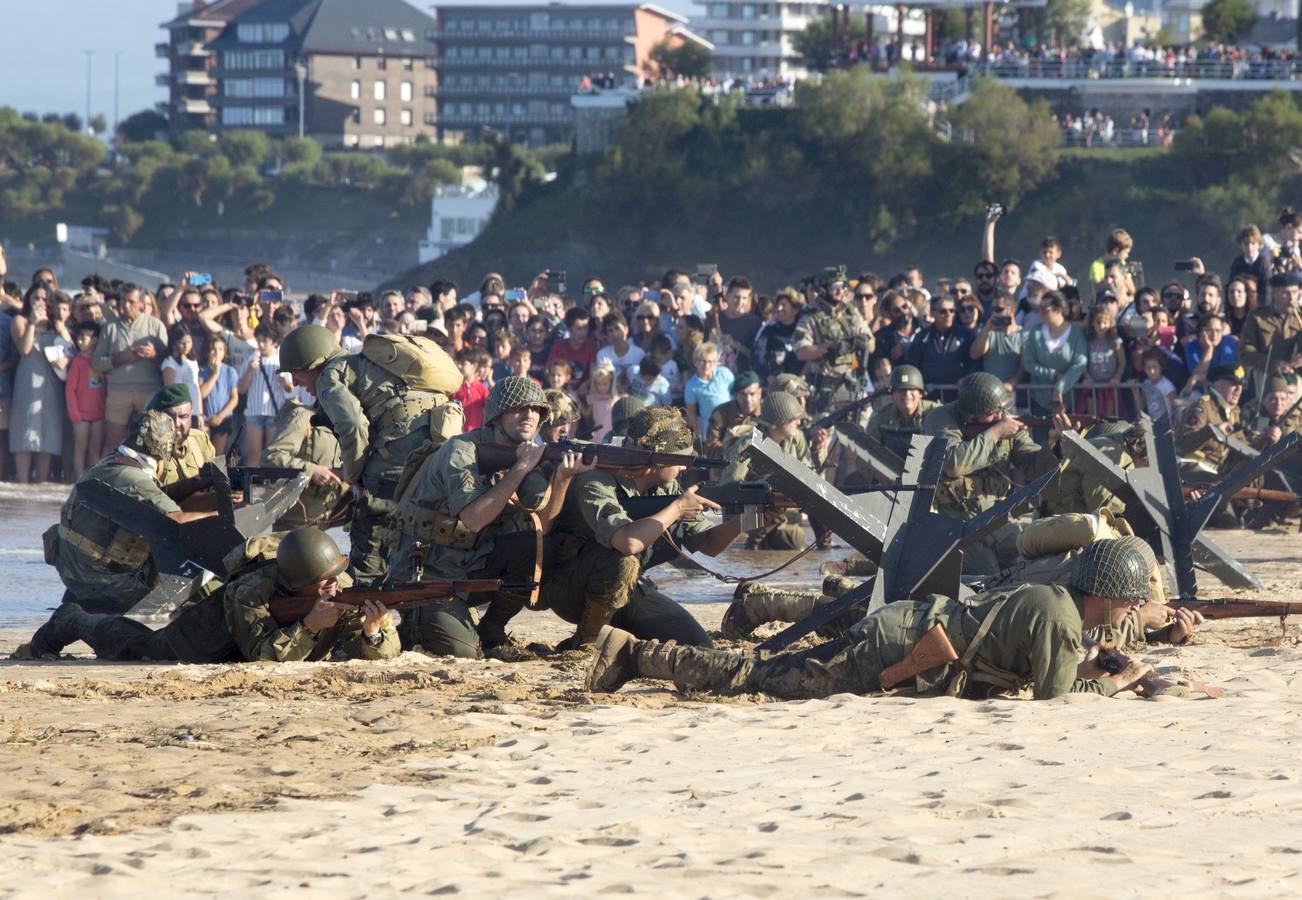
top-left (65, 321), bottom-right (106, 477)
top-left (452, 347), bottom-right (490, 431)
top-left (545, 307), bottom-right (597, 392)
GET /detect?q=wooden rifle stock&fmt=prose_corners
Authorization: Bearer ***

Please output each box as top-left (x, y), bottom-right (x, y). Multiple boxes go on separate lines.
top-left (476, 439), bottom-right (726, 476)
top-left (880, 623), bottom-right (959, 690)
top-left (268, 579), bottom-right (535, 627)
top-left (1169, 598), bottom-right (1302, 620)
top-left (1180, 485), bottom-right (1300, 505)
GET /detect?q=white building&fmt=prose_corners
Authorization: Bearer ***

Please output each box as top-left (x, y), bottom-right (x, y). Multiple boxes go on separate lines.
top-left (696, 0), bottom-right (830, 80)
top-left (418, 179), bottom-right (499, 264)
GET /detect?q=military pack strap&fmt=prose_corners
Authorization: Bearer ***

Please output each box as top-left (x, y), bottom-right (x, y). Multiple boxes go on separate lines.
top-left (944, 596), bottom-right (1010, 697)
top-left (506, 498), bottom-right (544, 609)
top-left (58, 524), bottom-right (149, 569)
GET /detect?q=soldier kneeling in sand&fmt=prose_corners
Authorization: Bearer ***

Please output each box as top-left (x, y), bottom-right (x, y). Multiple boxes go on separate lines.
top-left (587, 539), bottom-right (1157, 701)
top-left (23, 528), bottom-right (399, 664)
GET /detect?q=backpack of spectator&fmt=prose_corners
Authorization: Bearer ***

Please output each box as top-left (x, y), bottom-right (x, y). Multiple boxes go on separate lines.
top-left (361, 333), bottom-right (462, 395)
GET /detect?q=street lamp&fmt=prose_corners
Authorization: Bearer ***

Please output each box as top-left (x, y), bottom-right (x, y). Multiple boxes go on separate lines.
top-left (295, 61), bottom-right (308, 139)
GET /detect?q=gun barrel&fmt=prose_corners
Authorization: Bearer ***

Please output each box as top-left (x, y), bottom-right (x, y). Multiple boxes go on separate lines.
top-left (1170, 599), bottom-right (1302, 619)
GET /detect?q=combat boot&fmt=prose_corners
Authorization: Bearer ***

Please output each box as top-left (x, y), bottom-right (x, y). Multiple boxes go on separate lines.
top-left (555, 596), bottom-right (619, 653)
top-left (26, 603), bottom-right (93, 659)
top-left (585, 626), bottom-right (681, 693)
top-left (720, 583), bottom-right (819, 640)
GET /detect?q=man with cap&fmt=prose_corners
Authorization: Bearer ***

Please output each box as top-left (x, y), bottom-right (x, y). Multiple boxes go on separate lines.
top-left (1240, 271), bottom-right (1302, 373)
top-left (705, 369), bottom-right (762, 457)
top-left (923, 372), bottom-right (1069, 574)
top-left (387, 375), bottom-right (593, 659)
top-left (145, 382), bottom-right (216, 496)
top-left (21, 528), bottom-right (399, 663)
top-left (261, 398), bottom-right (350, 530)
top-left (1176, 363), bottom-right (1247, 476)
top-left (18, 411), bottom-right (218, 658)
top-left (588, 538), bottom-right (1159, 701)
top-left (719, 391), bottom-right (811, 550)
top-left (279, 323), bottom-right (464, 586)
top-left (1250, 375), bottom-right (1302, 450)
top-left (863, 365), bottom-right (936, 460)
top-left (540, 408), bottom-right (741, 650)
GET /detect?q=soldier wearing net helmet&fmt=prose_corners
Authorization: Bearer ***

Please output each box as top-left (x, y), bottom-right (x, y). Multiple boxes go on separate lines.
top-left (386, 376), bottom-right (594, 661)
top-left (587, 538), bottom-right (1157, 703)
top-left (922, 372), bottom-right (1073, 575)
top-left (538, 407), bottom-right (742, 651)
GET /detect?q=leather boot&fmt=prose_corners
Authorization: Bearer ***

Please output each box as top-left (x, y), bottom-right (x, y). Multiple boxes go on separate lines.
top-left (557, 597), bottom-right (619, 652)
top-left (585, 626), bottom-right (642, 692)
top-left (26, 603), bottom-right (92, 658)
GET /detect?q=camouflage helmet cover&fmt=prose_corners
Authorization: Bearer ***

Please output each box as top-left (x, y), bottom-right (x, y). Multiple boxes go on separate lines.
top-left (125, 410), bottom-right (176, 460)
top-left (542, 389), bottom-right (581, 427)
top-left (958, 372), bottom-right (1011, 418)
top-left (1068, 538), bottom-right (1152, 602)
top-left (484, 375), bottom-right (548, 425)
top-left (625, 407), bottom-right (695, 453)
top-left (772, 373), bottom-right (811, 398)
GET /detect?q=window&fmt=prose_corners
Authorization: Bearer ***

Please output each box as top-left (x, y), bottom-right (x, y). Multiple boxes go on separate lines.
top-left (353, 56), bottom-right (362, 69)
top-left (400, 29), bottom-right (416, 42)
top-left (742, 4), bottom-right (755, 18)
top-left (377, 56), bottom-right (387, 70)
top-left (221, 105), bottom-right (285, 125)
top-left (374, 80), bottom-right (386, 100)
top-left (741, 30), bottom-right (755, 45)
top-left (372, 135), bottom-right (384, 147)
top-left (384, 28), bottom-right (399, 41)
top-left (373, 108), bottom-right (386, 125)
top-left (236, 22), bottom-right (289, 43)
top-left (400, 108), bottom-right (413, 126)
top-left (709, 3), bottom-right (729, 17)
top-left (225, 77), bottom-right (287, 98)
top-left (529, 12), bottom-right (549, 29)
top-left (402, 57), bottom-right (413, 71)
top-left (351, 108), bottom-right (360, 124)
top-left (710, 30), bottom-right (729, 44)
top-left (222, 49), bottom-right (285, 69)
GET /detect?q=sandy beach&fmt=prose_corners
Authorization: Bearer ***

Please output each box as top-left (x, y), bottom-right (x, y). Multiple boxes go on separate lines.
top-left (1, 528), bottom-right (1301, 896)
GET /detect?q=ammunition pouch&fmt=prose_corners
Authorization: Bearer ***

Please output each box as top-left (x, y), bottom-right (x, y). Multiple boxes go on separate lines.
top-left (392, 502), bottom-right (480, 551)
top-left (58, 524), bottom-right (150, 570)
top-left (42, 524), bottom-right (60, 566)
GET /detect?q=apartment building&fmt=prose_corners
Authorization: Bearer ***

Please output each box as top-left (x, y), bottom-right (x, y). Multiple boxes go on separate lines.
top-left (158, 0), bottom-right (439, 147)
top-left (695, 0), bottom-right (830, 79)
top-left (431, 3), bottom-right (709, 147)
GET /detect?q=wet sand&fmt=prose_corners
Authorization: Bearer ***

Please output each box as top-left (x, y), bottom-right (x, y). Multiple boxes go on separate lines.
top-left (0, 529), bottom-right (1299, 896)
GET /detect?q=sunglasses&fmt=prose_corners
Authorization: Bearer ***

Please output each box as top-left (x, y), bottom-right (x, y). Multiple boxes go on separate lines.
top-left (935, 307), bottom-right (957, 315)
top-left (960, 306), bottom-right (980, 314)
top-left (636, 314), bottom-right (656, 321)
top-left (856, 292), bottom-right (875, 300)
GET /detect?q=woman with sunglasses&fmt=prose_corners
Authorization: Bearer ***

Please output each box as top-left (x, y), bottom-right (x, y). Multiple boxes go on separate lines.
top-left (1021, 291), bottom-right (1087, 424)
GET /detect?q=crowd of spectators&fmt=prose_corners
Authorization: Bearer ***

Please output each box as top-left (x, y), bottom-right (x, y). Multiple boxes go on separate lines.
top-left (0, 204), bottom-right (1300, 484)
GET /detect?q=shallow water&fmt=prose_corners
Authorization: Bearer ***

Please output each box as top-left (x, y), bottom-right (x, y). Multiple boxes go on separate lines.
top-left (0, 485), bottom-right (845, 630)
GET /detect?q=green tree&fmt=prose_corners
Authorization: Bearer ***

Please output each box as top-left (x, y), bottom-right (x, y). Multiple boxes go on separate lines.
top-left (117, 109), bottom-right (168, 143)
top-left (1200, 0), bottom-right (1257, 43)
top-left (222, 130), bottom-right (271, 168)
top-left (1042, 0), bottom-right (1091, 47)
top-left (794, 14), bottom-right (866, 73)
top-left (278, 136), bottom-right (322, 165)
top-left (100, 203), bottom-right (143, 242)
top-left (481, 130), bottom-right (546, 219)
top-left (89, 114), bottom-right (108, 136)
top-left (648, 38), bottom-right (713, 81)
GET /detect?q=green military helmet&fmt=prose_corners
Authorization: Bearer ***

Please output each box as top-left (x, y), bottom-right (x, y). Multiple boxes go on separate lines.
top-left (958, 372), bottom-right (1010, 418)
top-left (125, 409), bottom-right (176, 460)
top-left (772, 373), bottom-right (811, 399)
top-left (277, 527), bottom-right (348, 591)
top-left (757, 391), bottom-right (804, 429)
top-left (610, 394), bottom-right (649, 432)
top-left (1067, 538), bottom-right (1152, 602)
top-left (1114, 534), bottom-right (1158, 571)
top-left (279, 324), bottom-right (338, 373)
top-left (891, 365), bottom-right (925, 392)
top-left (484, 375), bottom-right (549, 425)
top-left (543, 388), bottom-right (581, 427)
top-left (625, 407), bottom-right (694, 453)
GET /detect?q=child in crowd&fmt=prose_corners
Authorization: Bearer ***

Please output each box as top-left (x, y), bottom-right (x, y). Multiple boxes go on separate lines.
top-left (490, 330), bottom-right (514, 384)
top-left (584, 362), bottom-right (619, 443)
top-left (1139, 348), bottom-right (1177, 421)
top-left (454, 347), bottom-right (491, 431)
top-left (161, 323), bottom-right (203, 427)
top-left (629, 357), bottom-right (671, 406)
top-left (200, 335), bottom-right (240, 455)
top-left (647, 333), bottom-right (679, 401)
top-left (1151, 308), bottom-right (1176, 349)
top-left (544, 358), bottom-right (573, 393)
top-left (684, 341), bottom-right (734, 441)
top-left (509, 346), bottom-right (540, 385)
top-left (238, 323), bottom-right (289, 463)
top-left (1027, 236), bottom-right (1071, 290)
top-left (1077, 307), bottom-right (1124, 418)
top-left (64, 321), bottom-right (105, 478)
top-left (870, 356), bottom-right (894, 413)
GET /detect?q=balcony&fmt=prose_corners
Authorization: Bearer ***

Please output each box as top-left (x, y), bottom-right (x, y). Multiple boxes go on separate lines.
top-left (434, 25), bottom-right (631, 41)
top-left (155, 42), bottom-right (170, 58)
top-left (180, 98), bottom-right (213, 114)
top-left (437, 55), bottom-right (614, 69)
top-left (435, 109), bottom-right (573, 126)
top-left (428, 83), bottom-right (575, 97)
top-left (178, 70), bottom-right (213, 85)
top-left (183, 41), bottom-right (212, 57)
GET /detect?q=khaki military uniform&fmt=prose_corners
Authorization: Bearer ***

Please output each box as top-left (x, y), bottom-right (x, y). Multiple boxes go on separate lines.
top-left (158, 429), bottom-right (216, 487)
top-left (792, 300), bottom-right (868, 408)
top-left (1239, 306), bottom-right (1302, 371)
top-left (49, 457), bottom-right (180, 613)
top-left (922, 402), bottom-right (1060, 574)
top-left (58, 564), bottom-right (400, 663)
top-left (864, 400), bottom-right (937, 460)
top-left (316, 351), bottom-right (461, 585)
top-left (649, 584), bottom-right (1117, 700)
top-left (1176, 389), bottom-right (1241, 474)
top-left (262, 400), bottom-right (349, 529)
top-left (720, 426), bottom-right (811, 549)
top-left (1043, 436), bottom-right (1131, 518)
top-left (705, 400), bottom-right (754, 458)
top-left (540, 470), bottom-right (713, 646)
top-left (386, 425), bottom-right (548, 656)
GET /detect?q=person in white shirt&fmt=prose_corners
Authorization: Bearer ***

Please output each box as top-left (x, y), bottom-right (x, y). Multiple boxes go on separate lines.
top-left (160, 324), bottom-right (203, 427)
top-left (237, 323), bottom-right (290, 462)
top-left (594, 310), bottom-right (645, 389)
